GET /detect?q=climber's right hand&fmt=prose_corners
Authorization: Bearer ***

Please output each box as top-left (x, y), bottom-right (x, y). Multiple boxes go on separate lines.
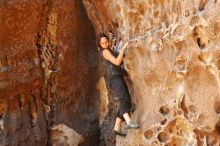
top-left (121, 41), bottom-right (129, 51)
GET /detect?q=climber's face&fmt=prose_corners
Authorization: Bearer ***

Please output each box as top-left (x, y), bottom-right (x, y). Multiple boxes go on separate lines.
top-left (100, 37), bottom-right (109, 49)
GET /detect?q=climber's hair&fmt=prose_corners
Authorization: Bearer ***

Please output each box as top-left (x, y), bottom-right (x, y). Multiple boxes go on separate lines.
top-left (96, 33), bottom-right (109, 51)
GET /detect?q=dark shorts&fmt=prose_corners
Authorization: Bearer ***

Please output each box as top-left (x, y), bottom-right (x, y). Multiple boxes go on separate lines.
top-left (109, 75), bottom-right (131, 121)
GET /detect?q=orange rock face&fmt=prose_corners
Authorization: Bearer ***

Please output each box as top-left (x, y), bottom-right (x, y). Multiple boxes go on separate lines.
top-left (0, 1), bottom-right (99, 146)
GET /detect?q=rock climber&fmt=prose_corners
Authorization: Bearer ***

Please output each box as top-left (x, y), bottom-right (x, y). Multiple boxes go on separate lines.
top-left (96, 33), bottom-right (140, 137)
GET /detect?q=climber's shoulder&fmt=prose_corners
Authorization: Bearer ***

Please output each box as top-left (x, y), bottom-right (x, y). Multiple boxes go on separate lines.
top-left (102, 49), bottom-right (114, 60)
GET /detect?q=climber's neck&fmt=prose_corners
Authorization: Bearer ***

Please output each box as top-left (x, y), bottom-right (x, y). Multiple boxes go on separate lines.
top-left (102, 48), bottom-right (113, 52)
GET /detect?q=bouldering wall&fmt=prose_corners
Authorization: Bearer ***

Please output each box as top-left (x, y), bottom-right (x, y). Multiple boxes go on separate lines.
top-left (83, 0), bottom-right (220, 145)
top-left (0, 0), bottom-right (100, 146)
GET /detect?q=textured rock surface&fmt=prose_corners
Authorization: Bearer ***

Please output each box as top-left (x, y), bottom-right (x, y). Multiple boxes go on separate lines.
top-left (1, 0), bottom-right (220, 146)
top-left (83, 0), bottom-right (220, 145)
top-left (0, 0), bottom-right (99, 146)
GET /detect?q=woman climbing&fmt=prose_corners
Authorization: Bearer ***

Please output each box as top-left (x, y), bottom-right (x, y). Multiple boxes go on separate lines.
top-left (97, 33), bottom-right (140, 137)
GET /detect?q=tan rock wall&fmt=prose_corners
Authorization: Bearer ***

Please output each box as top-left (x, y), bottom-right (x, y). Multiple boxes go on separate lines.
top-left (83, 0), bottom-right (220, 145)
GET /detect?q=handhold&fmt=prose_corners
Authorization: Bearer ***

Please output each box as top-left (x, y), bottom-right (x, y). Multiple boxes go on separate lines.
top-left (159, 105), bottom-right (170, 116)
top-left (144, 129), bottom-right (153, 140)
top-left (199, 50), bottom-right (212, 64)
top-left (206, 134), bottom-right (218, 146)
top-left (157, 132), bottom-right (169, 143)
top-left (199, 0), bottom-right (208, 11)
top-left (194, 26), bottom-right (208, 50)
top-left (214, 21), bottom-right (220, 35)
top-left (215, 121), bottom-right (220, 134)
top-left (161, 119), bottom-right (167, 125)
top-left (180, 95), bottom-right (188, 114)
top-left (214, 101), bottom-right (220, 114)
top-left (189, 105), bottom-right (196, 113)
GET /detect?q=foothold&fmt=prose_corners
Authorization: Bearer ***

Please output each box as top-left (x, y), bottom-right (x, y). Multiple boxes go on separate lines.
top-left (31, 118), bottom-right (37, 128)
top-left (197, 38), bottom-right (204, 48)
top-left (199, 0), bottom-right (208, 11)
top-left (153, 140), bottom-right (159, 144)
top-left (157, 126), bottom-right (162, 131)
top-left (197, 114), bottom-right (207, 123)
top-left (0, 99), bottom-right (7, 119)
top-left (194, 25), bottom-right (208, 49)
top-left (215, 121), bottom-right (220, 134)
top-left (157, 132), bottom-right (169, 143)
top-left (204, 126), bottom-right (212, 131)
top-left (189, 105), bottom-right (196, 113)
top-left (175, 55), bottom-right (187, 71)
top-left (177, 110), bottom-right (183, 115)
top-left (0, 119), bottom-right (4, 130)
top-left (43, 104), bottom-right (51, 113)
top-left (144, 129), bottom-right (153, 140)
top-left (161, 119), bottom-right (167, 125)
top-left (180, 95), bottom-right (188, 114)
top-left (193, 128), bottom-right (206, 145)
top-left (159, 105), bottom-right (170, 116)
top-left (18, 94), bottom-right (25, 110)
top-left (199, 51), bottom-right (212, 63)
top-left (149, 40), bottom-right (160, 52)
top-left (214, 101), bottom-right (220, 114)
top-left (190, 16), bottom-right (208, 27)
top-left (176, 71), bottom-right (187, 79)
top-left (217, 59), bottom-right (220, 70)
top-left (214, 21), bottom-right (220, 35)
top-left (185, 10), bottom-right (190, 17)
top-left (138, 2), bottom-right (146, 15)
top-left (0, 114), bottom-right (3, 119)
top-left (173, 111), bottom-right (177, 117)
top-left (206, 134), bottom-right (218, 146)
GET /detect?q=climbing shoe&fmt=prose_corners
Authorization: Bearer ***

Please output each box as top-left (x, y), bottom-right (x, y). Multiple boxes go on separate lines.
top-left (113, 130), bottom-right (127, 137)
top-left (125, 121), bottom-right (140, 129)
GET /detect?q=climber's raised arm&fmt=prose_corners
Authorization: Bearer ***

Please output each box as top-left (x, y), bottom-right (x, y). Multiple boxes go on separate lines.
top-left (102, 42), bottom-right (128, 66)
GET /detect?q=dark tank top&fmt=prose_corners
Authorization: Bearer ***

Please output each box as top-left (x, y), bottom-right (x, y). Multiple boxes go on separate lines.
top-left (99, 49), bottom-right (124, 77)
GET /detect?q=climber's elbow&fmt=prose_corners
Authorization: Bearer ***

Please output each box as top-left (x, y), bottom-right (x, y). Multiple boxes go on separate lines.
top-left (115, 60), bottom-right (121, 66)
top-left (110, 59), bottom-right (120, 66)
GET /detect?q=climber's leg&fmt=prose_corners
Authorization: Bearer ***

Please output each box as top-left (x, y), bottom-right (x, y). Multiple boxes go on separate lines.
top-left (113, 117), bottom-right (123, 131)
top-left (122, 113), bottom-right (131, 124)
top-left (113, 117), bottom-right (127, 136)
top-left (116, 111), bottom-right (125, 121)
top-left (109, 75), bottom-right (139, 129)
top-left (116, 78), bottom-right (132, 124)
top-left (109, 75), bottom-right (132, 120)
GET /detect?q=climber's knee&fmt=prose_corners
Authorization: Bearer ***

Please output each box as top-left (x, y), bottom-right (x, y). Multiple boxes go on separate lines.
top-left (116, 111), bottom-right (125, 121)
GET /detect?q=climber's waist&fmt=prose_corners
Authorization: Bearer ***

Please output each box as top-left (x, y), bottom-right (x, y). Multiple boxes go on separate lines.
top-left (105, 65), bottom-right (124, 76)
